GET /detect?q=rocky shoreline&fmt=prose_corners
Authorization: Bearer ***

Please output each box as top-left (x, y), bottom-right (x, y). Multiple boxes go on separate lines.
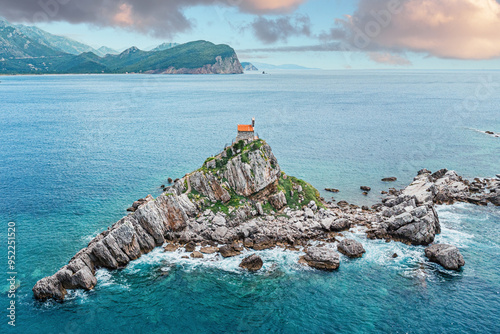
top-left (32, 138), bottom-right (499, 301)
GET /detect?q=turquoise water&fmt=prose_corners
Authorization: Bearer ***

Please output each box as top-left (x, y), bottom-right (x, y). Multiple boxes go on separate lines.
top-left (1, 71), bottom-right (499, 333)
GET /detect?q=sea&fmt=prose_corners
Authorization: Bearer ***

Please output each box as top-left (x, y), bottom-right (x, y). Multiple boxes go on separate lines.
top-left (0, 70), bottom-right (499, 333)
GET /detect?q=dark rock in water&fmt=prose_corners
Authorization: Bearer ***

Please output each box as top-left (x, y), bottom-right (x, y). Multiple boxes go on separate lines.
top-left (361, 206), bottom-right (369, 211)
top-left (488, 194), bottom-right (500, 206)
top-left (337, 200), bottom-right (349, 207)
top-left (381, 177), bottom-right (397, 182)
top-left (160, 184), bottom-right (165, 188)
top-left (362, 192), bottom-right (368, 196)
top-left (184, 241), bottom-right (196, 252)
top-left (190, 251), bottom-right (204, 259)
top-left (163, 243), bottom-right (179, 252)
top-left (337, 239), bottom-right (365, 258)
top-left (392, 253), bottom-right (398, 258)
top-left (300, 247), bottom-right (340, 271)
top-left (252, 236), bottom-right (275, 250)
top-left (219, 245), bottom-right (241, 258)
top-left (425, 244), bottom-right (465, 270)
top-left (325, 188), bottom-right (340, 193)
top-left (168, 178), bottom-right (173, 183)
top-left (360, 186), bottom-right (371, 191)
top-left (485, 131), bottom-right (494, 135)
top-left (200, 246), bottom-right (218, 254)
top-left (239, 254), bottom-right (263, 271)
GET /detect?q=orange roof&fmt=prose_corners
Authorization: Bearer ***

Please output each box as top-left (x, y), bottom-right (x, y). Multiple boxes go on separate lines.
top-left (238, 124), bottom-right (254, 132)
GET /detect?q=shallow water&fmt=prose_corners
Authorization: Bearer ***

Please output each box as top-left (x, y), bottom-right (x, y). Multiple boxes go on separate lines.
top-left (0, 71), bottom-right (499, 333)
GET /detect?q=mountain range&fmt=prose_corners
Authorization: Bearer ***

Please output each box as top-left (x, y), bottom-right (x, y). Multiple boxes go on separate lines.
top-left (0, 18), bottom-right (242, 74)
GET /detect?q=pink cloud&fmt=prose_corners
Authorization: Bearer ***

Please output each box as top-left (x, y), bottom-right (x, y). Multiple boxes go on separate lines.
top-left (334, 0), bottom-right (500, 60)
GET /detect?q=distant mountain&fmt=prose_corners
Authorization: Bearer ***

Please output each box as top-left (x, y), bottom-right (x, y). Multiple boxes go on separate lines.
top-left (241, 62), bottom-right (258, 71)
top-left (151, 42), bottom-right (179, 52)
top-left (0, 24), bottom-right (64, 59)
top-left (251, 62), bottom-right (317, 70)
top-left (95, 46), bottom-right (119, 57)
top-left (1, 37), bottom-right (243, 75)
top-left (14, 24), bottom-right (97, 55)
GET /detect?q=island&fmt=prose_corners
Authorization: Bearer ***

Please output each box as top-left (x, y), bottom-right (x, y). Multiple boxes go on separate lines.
top-left (33, 121), bottom-right (500, 301)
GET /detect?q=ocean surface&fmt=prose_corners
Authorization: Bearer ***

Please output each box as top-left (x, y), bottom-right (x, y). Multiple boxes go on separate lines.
top-left (1, 71), bottom-right (499, 333)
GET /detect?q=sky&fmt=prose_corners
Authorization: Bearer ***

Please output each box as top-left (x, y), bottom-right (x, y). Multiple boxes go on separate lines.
top-left (1, 0), bottom-right (500, 69)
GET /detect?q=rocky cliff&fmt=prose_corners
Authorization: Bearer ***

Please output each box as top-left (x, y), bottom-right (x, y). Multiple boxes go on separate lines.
top-left (33, 139), bottom-right (499, 300)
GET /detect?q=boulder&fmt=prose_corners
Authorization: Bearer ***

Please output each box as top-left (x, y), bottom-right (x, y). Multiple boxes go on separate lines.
top-left (300, 247), bottom-right (340, 271)
top-left (200, 246), bottom-right (218, 254)
top-left (163, 243), bottom-right (179, 252)
top-left (184, 241), bottom-right (196, 252)
top-left (330, 218), bottom-right (350, 231)
top-left (325, 188), bottom-right (340, 193)
top-left (337, 239), bottom-right (365, 258)
top-left (190, 251), bottom-right (204, 259)
top-left (269, 191), bottom-right (287, 210)
top-left (252, 236), bottom-right (275, 250)
top-left (381, 177), bottom-right (397, 182)
top-left (360, 186), bottom-right (371, 191)
top-left (424, 244), bottom-right (465, 270)
top-left (239, 254), bottom-right (263, 272)
top-left (219, 245), bottom-right (241, 258)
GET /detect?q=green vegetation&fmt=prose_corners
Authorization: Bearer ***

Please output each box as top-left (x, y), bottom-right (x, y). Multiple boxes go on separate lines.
top-left (241, 152), bottom-right (250, 164)
top-left (0, 39), bottom-right (240, 75)
top-left (278, 173), bottom-right (324, 209)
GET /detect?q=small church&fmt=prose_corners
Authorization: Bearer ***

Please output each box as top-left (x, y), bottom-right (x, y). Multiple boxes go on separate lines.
top-left (236, 118), bottom-right (258, 141)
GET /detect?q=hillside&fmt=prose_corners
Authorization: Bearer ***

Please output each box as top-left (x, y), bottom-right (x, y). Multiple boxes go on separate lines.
top-left (0, 19), bottom-right (243, 75)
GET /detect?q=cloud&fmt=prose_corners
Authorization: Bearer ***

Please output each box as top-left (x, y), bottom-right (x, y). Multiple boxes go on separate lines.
top-left (327, 0), bottom-right (500, 60)
top-left (250, 14), bottom-right (311, 44)
top-left (238, 42), bottom-right (343, 53)
top-left (368, 52), bottom-right (412, 65)
top-left (0, 0), bottom-right (308, 38)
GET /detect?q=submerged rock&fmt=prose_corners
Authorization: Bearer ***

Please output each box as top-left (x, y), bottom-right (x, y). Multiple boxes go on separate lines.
top-left (239, 254), bottom-right (263, 271)
top-left (337, 239), bottom-right (365, 258)
top-left (382, 177), bottom-right (397, 182)
top-left (300, 247), bottom-right (340, 271)
top-left (425, 244), bottom-right (465, 270)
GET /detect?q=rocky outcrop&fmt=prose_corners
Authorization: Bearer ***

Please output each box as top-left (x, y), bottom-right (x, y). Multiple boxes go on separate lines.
top-left (156, 55), bottom-right (243, 74)
top-left (425, 244), bottom-right (465, 270)
top-left (300, 247), bottom-right (340, 271)
top-left (33, 139), bottom-right (494, 300)
top-left (239, 254), bottom-right (263, 271)
top-left (337, 239), bottom-right (365, 258)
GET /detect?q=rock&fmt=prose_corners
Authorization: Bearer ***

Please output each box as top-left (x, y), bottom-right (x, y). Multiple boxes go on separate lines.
top-left (337, 239), bottom-right (365, 258)
top-left (200, 246), bottom-right (218, 254)
top-left (392, 253), bottom-right (398, 258)
top-left (362, 192), bottom-right (368, 196)
top-left (190, 251), bottom-right (204, 259)
top-left (256, 202), bottom-right (264, 215)
top-left (304, 207), bottom-right (314, 218)
top-left (424, 244), bottom-right (465, 270)
top-left (488, 194), bottom-right (500, 206)
top-left (168, 177), bottom-right (173, 183)
top-left (184, 241), bottom-right (196, 252)
top-left (300, 247), bottom-right (340, 271)
top-left (330, 218), bottom-right (350, 231)
top-left (32, 276), bottom-right (67, 301)
top-left (163, 244), bottom-right (179, 252)
top-left (269, 191), bottom-right (287, 210)
top-left (219, 245), bottom-right (241, 258)
top-left (212, 215), bottom-right (227, 226)
top-left (253, 236), bottom-right (275, 250)
top-left (382, 177), bottom-right (397, 182)
top-left (431, 168), bottom-right (448, 180)
top-left (360, 186), bottom-right (371, 191)
top-left (239, 254), bottom-right (263, 271)
top-left (325, 188), bottom-right (340, 193)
